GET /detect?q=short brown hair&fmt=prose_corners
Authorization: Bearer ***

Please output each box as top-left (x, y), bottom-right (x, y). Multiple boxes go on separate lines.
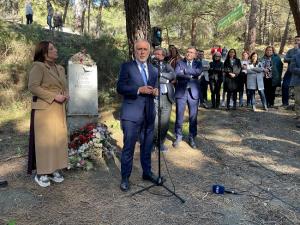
top-left (33, 40), bottom-right (53, 62)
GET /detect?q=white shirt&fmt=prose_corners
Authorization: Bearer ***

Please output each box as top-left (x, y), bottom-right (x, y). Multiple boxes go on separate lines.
top-left (187, 60), bottom-right (193, 68)
top-left (136, 60), bottom-right (149, 80)
top-left (25, 3), bottom-right (33, 15)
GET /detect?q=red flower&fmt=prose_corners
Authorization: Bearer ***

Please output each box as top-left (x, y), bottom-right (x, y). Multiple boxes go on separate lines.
top-left (68, 142), bottom-right (77, 149)
top-left (78, 134), bottom-right (88, 143)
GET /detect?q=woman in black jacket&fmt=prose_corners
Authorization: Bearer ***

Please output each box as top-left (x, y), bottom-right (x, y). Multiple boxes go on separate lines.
top-left (208, 52), bottom-right (223, 108)
top-left (223, 49), bottom-right (242, 110)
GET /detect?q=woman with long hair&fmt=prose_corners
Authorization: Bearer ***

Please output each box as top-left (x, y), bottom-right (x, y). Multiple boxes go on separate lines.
top-left (208, 52), bottom-right (223, 109)
top-left (223, 48), bottom-right (241, 110)
top-left (247, 52), bottom-right (268, 111)
top-left (166, 45), bottom-right (182, 69)
top-left (239, 51), bottom-right (250, 106)
top-left (28, 41), bottom-right (69, 187)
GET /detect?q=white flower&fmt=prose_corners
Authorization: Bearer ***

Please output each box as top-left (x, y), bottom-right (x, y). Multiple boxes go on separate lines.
top-left (95, 132), bottom-right (101, 139)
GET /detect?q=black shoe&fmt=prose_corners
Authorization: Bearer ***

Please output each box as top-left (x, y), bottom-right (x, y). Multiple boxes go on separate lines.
top-left (200, 103), bottom-right (209, 109)
top-left (188, 137), bottom-right (197, 149)
top-left (120, 177), bottom-right (129, 192)
top-left (142, 172), bottom-right (159, 184)
top-left (0, 179), bottom-right (8, 188)
top-left (172, 138), bottom-right (181, 148)
top-left (296, 124), bottom-right (300, 128)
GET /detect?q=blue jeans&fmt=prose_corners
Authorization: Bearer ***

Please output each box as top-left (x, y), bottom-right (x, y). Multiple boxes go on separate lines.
top-left (282, 70), bottom-right (292, 105)
top-left (47, 15), bottom-right (52, 29)
top-left (249, 89), bottom-right (267, 107)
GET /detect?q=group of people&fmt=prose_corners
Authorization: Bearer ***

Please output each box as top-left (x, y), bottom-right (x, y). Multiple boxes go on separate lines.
top-left (23, 36), bottom-right (300, 191)
top-left (47, 0), bottom-right (63, 31)
top-left (117, 37), bottom-right (300, 191)
top-left (25, 1), bottom-right (63, 31)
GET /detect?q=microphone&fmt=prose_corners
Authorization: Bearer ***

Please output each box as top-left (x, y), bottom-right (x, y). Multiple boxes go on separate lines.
top-left (212, 184), bottom-right (239, 195)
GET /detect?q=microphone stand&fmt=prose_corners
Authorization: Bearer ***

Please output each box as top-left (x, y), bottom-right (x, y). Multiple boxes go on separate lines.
top-left (131, 59), bottom-right (185, 204)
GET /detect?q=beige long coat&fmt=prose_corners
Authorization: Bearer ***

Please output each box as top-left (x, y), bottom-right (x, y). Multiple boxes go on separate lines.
top-left (28, 61), bottom-right (68, 174)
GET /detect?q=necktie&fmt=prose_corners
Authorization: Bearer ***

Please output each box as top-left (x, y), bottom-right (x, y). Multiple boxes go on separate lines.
top-left (188, 61), bottom-right (192, 68)
top-left (141, 63), bottom-right (148, 85)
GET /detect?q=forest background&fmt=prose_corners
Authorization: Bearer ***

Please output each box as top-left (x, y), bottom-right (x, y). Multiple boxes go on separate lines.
top-left (0, 0), bottom-right (299, 111)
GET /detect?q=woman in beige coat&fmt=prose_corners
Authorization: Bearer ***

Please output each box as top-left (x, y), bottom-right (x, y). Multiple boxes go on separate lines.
top-left (27, 41), bottom-right (69, 187)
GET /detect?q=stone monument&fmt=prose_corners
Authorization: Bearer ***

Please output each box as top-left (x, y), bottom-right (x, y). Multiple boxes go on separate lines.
top-left (67, 51), bottom-right (98, 132)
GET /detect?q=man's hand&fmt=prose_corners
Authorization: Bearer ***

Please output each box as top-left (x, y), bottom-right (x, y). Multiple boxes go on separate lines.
top-left (138, 86), bottom-right (154, 95)
top-left (229, 73), bottom-right (235, 78)
top-left (152, 88), bottom-right (159, 96)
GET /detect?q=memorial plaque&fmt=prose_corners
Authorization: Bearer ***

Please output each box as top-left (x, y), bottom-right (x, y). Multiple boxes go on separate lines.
top-left (67, 62), bottom-right (98, 132)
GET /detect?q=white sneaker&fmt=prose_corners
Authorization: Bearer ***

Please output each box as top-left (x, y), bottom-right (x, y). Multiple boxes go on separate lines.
top-left (221, 101), bottom-right (225, 107)
top-left (35, 175), bottom-right (50, 188)
top-left (49, 171), bottom-right (64, 183)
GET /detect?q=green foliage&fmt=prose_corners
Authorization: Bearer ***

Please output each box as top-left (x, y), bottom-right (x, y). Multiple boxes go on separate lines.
top-left (0, 20), bottom-right (126, 110)
top-left (8, 220), bottom-right (16, 225)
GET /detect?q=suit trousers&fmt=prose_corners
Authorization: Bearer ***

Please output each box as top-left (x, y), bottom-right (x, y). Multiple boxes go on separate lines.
top-left (175, 89), bottom-right (199, 139)
top-left (120, 118), bottom-right (154, 179)
top-left (295, 86), bottom-right (300, 123)
top-left (154, 94), bottom-right (172, 146)
top-left (200, 76), bottom-right (208, 103)
top-left (282, 70), bottom-right (292, 105)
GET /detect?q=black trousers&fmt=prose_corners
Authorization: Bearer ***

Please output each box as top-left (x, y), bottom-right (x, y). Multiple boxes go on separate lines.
top-left (209, 79), bottom-right (222, 108)
top-left (264, 78), bottom-right (276, 107)
top-left (227, 91), bottom-right (237, 109)
top-left (200, 76), bottom-right (209, 103)
top-left (26, 14), bottom-right (33, 24)
top-left (154, 94), bottom-right (172, 146)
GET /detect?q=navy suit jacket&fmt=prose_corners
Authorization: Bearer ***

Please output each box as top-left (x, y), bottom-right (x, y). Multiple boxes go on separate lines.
top-left (175, 58), bottom-right (202, 99)
top-left (117, 60), bottom-right (158, 123)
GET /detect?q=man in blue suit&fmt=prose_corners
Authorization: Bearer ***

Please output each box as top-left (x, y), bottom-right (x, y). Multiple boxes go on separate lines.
top-left (173, 47), bottom-right (202, 149)
top-left (117, 39), bottom-right (158, 191)
top-left (291, 46), bottom-right (300, 128)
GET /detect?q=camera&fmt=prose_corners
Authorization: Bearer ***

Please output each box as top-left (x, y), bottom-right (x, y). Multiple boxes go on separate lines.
top-left (151, 55), bottom-right (161, 67)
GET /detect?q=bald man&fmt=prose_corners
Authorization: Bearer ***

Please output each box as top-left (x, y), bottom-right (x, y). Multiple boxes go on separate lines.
top-left (117, 40), bottom-right (159, 191)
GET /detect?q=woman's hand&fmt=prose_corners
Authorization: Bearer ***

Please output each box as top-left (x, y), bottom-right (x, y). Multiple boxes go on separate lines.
top-left (54, 94), bottom-right (66, 103)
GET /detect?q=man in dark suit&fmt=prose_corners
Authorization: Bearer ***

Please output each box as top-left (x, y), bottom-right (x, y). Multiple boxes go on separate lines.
top-left (152, 47), bottom-right (176, 152)
top-left (173, 47), bottom-right (202, 149)
top-left (117, 39), bottom-right (159, 191)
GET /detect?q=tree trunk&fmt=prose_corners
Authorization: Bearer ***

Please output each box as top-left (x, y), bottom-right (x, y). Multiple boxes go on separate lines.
top-left (190, 17), bottom-right (197, 46)
top-left (124, 0), bottom-right (151, 58)
top-left (279, 11), bottom-right (291, 54)
top-left (288, 0), bottom-right (300, 35)
top-left (87, 0), bottom-right (91, 33)
top-left (257, 0), bottom-right (263, 44)
top-left (81, 7), bottom-right (86, 34)
top-left (262, 3), bottom-right (268, 44)
top-left (245, 0), bottom-right (258, 52)
top-left (267, 5), bottom-right (272, 45)
top-left (96, 5), bottom-right (103, 38)
top-left (165, 26), bottom-right (170, 46)
top-left (62, 0), bottom-right (69, 24)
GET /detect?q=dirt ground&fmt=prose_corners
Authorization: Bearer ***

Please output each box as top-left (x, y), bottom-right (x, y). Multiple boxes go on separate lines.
top-left (0, 97), bottom-right (300, 225)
